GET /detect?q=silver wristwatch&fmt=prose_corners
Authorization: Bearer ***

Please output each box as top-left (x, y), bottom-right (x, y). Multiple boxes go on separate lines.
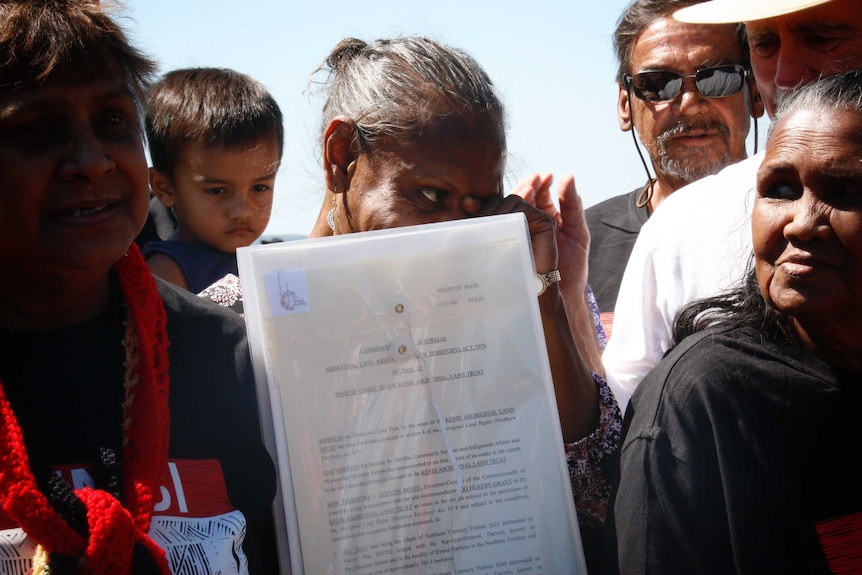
top-left (535, 270), bottom-right (562, 296)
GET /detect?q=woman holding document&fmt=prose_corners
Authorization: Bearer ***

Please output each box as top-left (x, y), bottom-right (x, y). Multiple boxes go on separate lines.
top-left (304, 35), bottom-right (620, 531)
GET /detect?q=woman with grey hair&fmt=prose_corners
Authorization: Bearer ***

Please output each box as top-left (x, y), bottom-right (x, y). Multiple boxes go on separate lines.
top-left (306, 34), bottom-right (621, 535)
top-left (604, 69), bottom-right (862, 574)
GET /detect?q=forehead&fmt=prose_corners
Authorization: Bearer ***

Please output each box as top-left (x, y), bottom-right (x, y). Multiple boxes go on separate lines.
top-left (632, 16), bottom-right (744, 69)
top-left (1, 60), bottom-right (133, 101)
top-left (766, 107), bottom-right (862, 168)
top-left (747, 0), bottom-right (862, 27)
top-left (0, 73), bottom-right (135, 118)
top-left (746, 0), bottom-right (862, 43)
top-left (174, 137), bottom-right (281, 172)
top-left (374, 113), bottom-right (506, 187)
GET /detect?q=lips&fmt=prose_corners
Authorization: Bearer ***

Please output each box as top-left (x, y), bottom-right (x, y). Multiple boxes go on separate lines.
top-left (672, 128), bottom-right (716, 139)
top-left (658, 120), bottom-right (729, 148)
top-left (55, 199), bottom-right (119, 222)
top-left (67, 205), bottom-right (110, 218)
top-left (776, 252), bottom-right (838, 279)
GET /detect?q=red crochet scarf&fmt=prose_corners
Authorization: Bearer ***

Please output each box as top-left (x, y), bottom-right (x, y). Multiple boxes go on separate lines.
top-left (0, 244), bottom-right (171, 574)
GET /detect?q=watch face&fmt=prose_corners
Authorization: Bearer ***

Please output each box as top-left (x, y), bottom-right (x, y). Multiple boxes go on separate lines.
top-left (535, 273), bottom-right (545, 295)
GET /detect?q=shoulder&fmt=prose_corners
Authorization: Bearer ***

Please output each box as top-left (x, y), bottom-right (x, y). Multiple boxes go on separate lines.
top-left (586, 188), bottom-right (648, 239)
top-left (586, 188), bottom-right (642, 220)
top-left (198, 273), bottom-right (244, 314)
top-left (644, 153), bottom-right (762, 225)
top-left (631, 326), bottom-right (731, 396)
top-left (627, 154), bottom-right (763, 263)
top-left (157, 278), bottom-right (255, 414)
top-left (627, 325), bottom-right (762, 429)
top-left (158, 278), bottom-right (247, 345)
top-left (586, 188), bottom-right (639, 214)
top-left (145, 240), bottom-right (217, 258)
top-left (145, 250), bottom-right (188, 289)
top-left (628, 323), bottom-right (834, 435)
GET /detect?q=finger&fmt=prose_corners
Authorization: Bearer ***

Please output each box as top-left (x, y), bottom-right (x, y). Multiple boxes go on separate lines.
top-left (532, 173), bottom-right (557, 212)
top-left (557, 173), bottom-right (586, 229)
top-left (479, 194), bottom-right (555, 235)
top-left (480, 194), bottom-right (557, 265)
top-left (511, 173), bottom-right (542, 200)
top-left (514, 172), bottom-right (553, 206)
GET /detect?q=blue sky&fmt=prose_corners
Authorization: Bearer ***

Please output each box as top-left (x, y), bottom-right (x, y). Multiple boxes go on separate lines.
top-left (123, 0), bottom-right (757, 236)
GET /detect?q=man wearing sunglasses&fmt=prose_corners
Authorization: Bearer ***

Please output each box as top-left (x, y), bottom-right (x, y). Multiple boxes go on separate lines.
top-left (585, 0), bottom-right (763, 335)
top-left (602, 0), bottom-right (862, 412)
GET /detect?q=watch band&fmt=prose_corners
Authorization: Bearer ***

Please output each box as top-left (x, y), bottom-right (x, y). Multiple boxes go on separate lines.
top-left (536, 270), bottom-right (562, 296)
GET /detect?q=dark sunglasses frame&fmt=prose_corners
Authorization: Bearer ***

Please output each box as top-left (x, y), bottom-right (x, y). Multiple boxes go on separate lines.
top-left (624, 64), bottom-right (749, 102)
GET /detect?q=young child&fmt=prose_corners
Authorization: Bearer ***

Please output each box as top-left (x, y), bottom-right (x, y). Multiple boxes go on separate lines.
top-left (143, 67), bottom-right (283, 293)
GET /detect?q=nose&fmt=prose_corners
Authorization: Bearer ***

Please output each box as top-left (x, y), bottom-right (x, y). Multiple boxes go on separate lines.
top-left (59, 124), bottom-right (115, 182)
top-left (459, 194), bottom-right (484, 217)
top-left (784, 194), bottom-right (832, 243)
top-left (773, 42), bottom-right (817, 93)
top-left (675, 77), bottom-right (708, 115)
top-left (228, 191), bottom-right (256, 220)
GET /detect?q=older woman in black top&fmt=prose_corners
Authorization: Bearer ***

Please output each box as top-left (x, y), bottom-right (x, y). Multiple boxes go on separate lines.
top-left (605, 70), bottom-right (862, 574)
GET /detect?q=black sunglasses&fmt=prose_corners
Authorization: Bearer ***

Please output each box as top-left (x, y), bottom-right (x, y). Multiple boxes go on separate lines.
top-left (624, 64), bottom-right (749, 102)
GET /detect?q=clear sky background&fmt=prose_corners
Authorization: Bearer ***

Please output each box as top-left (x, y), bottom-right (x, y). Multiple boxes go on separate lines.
top-left (122, 0), bottom-right (761, 237)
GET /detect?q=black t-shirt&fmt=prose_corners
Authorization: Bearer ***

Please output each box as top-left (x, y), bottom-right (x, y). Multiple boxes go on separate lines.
top-left (584, 187), bottom-right (650, 313)
top-left (0, 277), bottom-right (279, 574)
top-left (604, 324), bottom-right (862, 574)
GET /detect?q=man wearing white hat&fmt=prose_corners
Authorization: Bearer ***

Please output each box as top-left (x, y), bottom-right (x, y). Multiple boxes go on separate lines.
top-left (601, 0), bottom-right (862, 410)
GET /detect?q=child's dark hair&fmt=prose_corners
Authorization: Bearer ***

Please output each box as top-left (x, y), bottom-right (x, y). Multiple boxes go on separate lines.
top-left (145, 67), bottom-right (284, 175)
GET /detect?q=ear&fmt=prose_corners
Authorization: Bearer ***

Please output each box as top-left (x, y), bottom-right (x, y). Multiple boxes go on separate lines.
top-left (617, 83), bottom-right (633, 131)
top-left (747, 78), bottom-right (765, 119)
top-left (149, 168), bottom-right (176, 207)
top-left (323, 116), bottom-right (359, 194)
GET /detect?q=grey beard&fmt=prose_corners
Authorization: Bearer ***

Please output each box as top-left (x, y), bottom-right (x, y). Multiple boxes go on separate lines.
top-left (656, 150), bottom-right (731, 186)
top-left (653, 122), bottom-right (732, 186)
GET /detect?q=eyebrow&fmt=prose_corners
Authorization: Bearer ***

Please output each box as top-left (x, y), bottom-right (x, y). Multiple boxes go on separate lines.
top-left (762, 159), bottom-right (862, 180)
top-left (749, 22), bottom-right (855, 38)
top-left (194, 170), bottom-right (279, 184)
top-left (0, 82), bottom-right (135, 110)
top-left (792, 22), bottom-right (856, 35)
top-left (0, 83), bottom-right (135, 116)
top-left (635, 59), bottom-right (741, 72)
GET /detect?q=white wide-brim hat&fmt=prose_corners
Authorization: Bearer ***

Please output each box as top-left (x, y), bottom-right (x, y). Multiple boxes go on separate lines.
top-left (674, 0), bottom-right (834, 23)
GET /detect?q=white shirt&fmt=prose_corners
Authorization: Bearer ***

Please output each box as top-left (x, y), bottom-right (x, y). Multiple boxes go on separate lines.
top-left (601, 152), bottom-right (764, 411)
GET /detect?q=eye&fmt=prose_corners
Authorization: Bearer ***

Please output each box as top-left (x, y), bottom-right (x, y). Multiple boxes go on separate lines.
top-left (748, 32), bottom-right (780, 59)
top-left (97, 109), bottom-right (136, 138)
top-left (251, 184), bottom-right (273, 193)
top-left (17, 119), bottom-right (58, 146)
top-left (419, 188), bottom-right (444, 204)
top-left (760, 179), bottom-right (800, 201)
top-left (204, 187), bottom-right (227, 196)
top-left (828, 184), bottom-right (862, 209)
top-left (803, 33), bottom-right (843, 52)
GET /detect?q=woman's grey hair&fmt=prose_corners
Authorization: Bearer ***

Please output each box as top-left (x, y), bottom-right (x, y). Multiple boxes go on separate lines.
top-left (311, 36), bottom-right (506, 151)
top-left (768, 69), bottom-right (862, 137)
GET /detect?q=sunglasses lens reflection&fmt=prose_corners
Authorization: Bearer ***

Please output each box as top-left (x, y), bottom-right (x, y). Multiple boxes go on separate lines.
top-left (696, 67), bottom-right (744, 98)
top-left (633, 71), bottom-right (681, 101)
top-left (631, 65), bottom-right (745, 102)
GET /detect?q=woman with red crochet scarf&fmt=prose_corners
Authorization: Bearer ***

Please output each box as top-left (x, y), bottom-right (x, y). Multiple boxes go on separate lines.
top-left (0, 1), bottom-right (278, 573)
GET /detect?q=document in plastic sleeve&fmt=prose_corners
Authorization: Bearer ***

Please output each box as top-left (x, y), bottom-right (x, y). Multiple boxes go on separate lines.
top-left (237, 213), bottom-right (587, 575)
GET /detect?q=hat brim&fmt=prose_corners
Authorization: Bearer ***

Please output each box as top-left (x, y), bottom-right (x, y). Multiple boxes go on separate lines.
top-left (673, 0), bottom-right (834, 23)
